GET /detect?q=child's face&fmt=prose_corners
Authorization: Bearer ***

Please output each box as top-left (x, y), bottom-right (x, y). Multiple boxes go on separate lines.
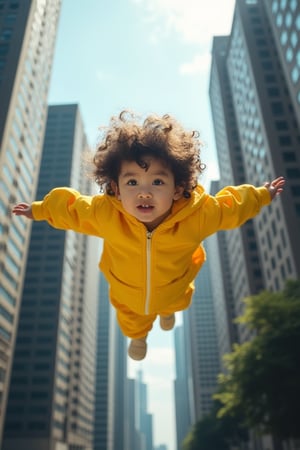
top-left (112, 157), bottom-right (183, 231)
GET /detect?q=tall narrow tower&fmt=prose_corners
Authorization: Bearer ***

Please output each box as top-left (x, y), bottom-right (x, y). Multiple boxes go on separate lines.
top-left (0, 0), bottom-right (61, 440)
top-left (3, 104), bottom-right (98, 450)
top-left (183, 249), bottom-right (221, 421)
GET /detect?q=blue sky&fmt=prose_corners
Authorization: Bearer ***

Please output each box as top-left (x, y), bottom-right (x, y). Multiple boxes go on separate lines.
top-left (48, 1), bottom-right (235, 448)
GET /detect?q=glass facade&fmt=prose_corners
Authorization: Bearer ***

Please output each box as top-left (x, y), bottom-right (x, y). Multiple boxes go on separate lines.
top-left (3, 105), bottom-right (98, 450)
top-left (0, 1), bottom-right (61, 443)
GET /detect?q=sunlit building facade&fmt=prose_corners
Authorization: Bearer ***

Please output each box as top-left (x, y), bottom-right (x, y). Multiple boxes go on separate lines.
top-left (0, 0), bottom-right (61, 443)
top-left (226, 0), bottom-right (300, 287)
top-left (209, 0), bottom-right (300, 343)
top-left (209, 1), bottom-right (300, 447)
top-left (263, 0), bottom-right (300, 126)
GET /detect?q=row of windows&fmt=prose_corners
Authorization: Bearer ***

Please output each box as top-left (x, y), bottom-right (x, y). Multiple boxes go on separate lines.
top-left (271, 2), bottom-right (300, 86)
top-left (0, 325), bottom-right (11, 341)
top-left (7, 405), bottom-right (48, 415)
top-left (0, 304), bottom-right (13, 323)
top-left (271, 0), bottom-right (297, 13)
top-left (5, 421), bottom-right (46, 431)
top-left (2, 267), bottom-right (19, 291)
top-left (0, 285), bottom-right (16, 307)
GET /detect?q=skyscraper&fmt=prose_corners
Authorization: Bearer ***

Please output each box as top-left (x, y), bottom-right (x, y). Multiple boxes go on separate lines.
top-left (0, 0), bottom-right (61, 441)
top-left (173, 326), bottom-right (193, 450)
top-left (209, 0), bottom-right (300, 341)
top-left (226, 0), bottom-right (300, 286)
top-left (3, 104), bottom-right (98, 450)
top-left (209, 33), bottom-right (266, 343)
top-left (94, 272), bottom-right (111, 450)
top-left (135, 370), bottom-right (153, 450)
top-left (106, 307), bottom-right (128, 450)
top-left (94, 271), bottom-right (129, 450)
top-left (182, 249), bottom-right (221, 421)
top-left (124, 373), bottom-right (154, 450)
top-left (209, 1), bottom-right (300, 447)
top-left (263, 0), bottom-right (300, 126)
top-left (207, 180), bottom-right (238, 357)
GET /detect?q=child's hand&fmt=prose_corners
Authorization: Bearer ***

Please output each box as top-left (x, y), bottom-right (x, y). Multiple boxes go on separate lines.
top-left (12, 203), bottom-right (33, 219)
top-left (264, 176), bottom-right (285, 200)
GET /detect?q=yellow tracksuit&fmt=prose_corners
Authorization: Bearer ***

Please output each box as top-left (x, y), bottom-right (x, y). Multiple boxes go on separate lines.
top-left (32, 184), bottom-right (271, 338)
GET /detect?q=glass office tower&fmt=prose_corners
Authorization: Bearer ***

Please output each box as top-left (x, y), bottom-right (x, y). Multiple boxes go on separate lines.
top-left (0, 1), bottom-right (61, 443)
top-left (3, 104), bottom-right (98, 450)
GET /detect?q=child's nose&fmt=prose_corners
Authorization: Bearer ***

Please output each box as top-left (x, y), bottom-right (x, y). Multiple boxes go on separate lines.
top-left (138, 191), bottom-right (152, 199)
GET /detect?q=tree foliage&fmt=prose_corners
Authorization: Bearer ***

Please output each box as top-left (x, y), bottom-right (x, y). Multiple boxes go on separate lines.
top-left (214, 279), bottom-right (300, 440)
top-left (182, 404), bottom-right (248, 450)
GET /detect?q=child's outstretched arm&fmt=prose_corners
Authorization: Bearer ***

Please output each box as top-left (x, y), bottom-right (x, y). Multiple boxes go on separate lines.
top-left (12, 203), bottom-right (33, 219)
top-left (264, 176), bottom-right (285, 199)
top-left (200, 176), bottom-right (286, 235)
top-left (12, 188), bottom-right (107, 236)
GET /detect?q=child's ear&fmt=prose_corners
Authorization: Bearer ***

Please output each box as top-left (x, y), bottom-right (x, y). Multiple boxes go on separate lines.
top-left (173, 185), bottom-right (184, 200)
top-left (111, 181), bottom-right (121, 199)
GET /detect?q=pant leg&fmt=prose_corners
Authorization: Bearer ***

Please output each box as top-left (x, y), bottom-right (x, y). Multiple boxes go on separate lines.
top-left (115, 302), bottom-right (157, 339)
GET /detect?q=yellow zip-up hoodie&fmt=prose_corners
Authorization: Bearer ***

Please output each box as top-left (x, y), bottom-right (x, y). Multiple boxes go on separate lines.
top-left (32, 184), bottom-right (271, 316)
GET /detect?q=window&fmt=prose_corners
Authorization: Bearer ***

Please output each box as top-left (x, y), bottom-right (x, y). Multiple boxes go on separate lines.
top-left (291, 67), bottom-right (299, 83)
top-left (279, 135), bottom-right (292, 145)
top-left (290, 0), bottom-right (297, 11)
top-left (291, 185), bottom-right (300, 196)
top-left (285, 12), bottom-right (292, 28)
top-left (0, 285), bottom-right (16, 306)
top-left (271, 102), bottom-right (284, 115)
top-left (0, 305), bottom-right (13, 323)
top-left (275, 120), bottom-right (288, 130)
top-left (291, 31), bottom-right (298, 48)
top-left (286, 47), bottom-right (293, 62)
top-left (286, 168), bottom-right (300, 178)
top-left (262, 61), bottom-right (273, 70)
top-left (282, 151), bottom-right (296, 161)
top-left (28, 422), bottom-right (46, 431)
top-left (31, 391), bottom-right (49, 399)
top-left (280, 30), bottom-right (288, 45)
top-left (276, 13), bottom-right (283, 27)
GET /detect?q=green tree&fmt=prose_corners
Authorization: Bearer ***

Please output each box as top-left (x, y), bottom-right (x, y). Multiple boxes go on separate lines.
top-left (182, 403), bottom-right (248, 450)
top-left (215, 279), bottom-right (300, 440)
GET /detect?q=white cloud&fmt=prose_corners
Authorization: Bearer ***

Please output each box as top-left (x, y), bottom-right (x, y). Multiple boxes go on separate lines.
top-left (131, 0), bottom-right (235, 45)
top-left (179, 52), bottom-right (211, 76)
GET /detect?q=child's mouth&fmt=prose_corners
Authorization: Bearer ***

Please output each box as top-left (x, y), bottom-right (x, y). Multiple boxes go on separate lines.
top-left (137, 204), bottom-right (154, 211)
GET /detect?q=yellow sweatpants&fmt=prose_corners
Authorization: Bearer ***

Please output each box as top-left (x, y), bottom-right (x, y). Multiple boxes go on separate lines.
top-left (115, 302), bottom-right (157, 339)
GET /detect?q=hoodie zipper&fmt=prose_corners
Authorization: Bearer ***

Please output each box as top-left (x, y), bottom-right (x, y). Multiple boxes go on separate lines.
top-left (145, 230), bottom-right (152, 314)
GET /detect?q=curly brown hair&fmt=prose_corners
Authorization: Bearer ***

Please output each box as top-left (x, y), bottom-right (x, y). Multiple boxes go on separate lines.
top-left (92, 110), bottom-right (205, 196)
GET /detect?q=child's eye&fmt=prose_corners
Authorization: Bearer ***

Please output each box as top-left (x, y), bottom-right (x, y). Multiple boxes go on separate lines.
top-left (127, 179), bottom-right (137, 186)
top-left (153, 179), bottom-right (164, 185)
